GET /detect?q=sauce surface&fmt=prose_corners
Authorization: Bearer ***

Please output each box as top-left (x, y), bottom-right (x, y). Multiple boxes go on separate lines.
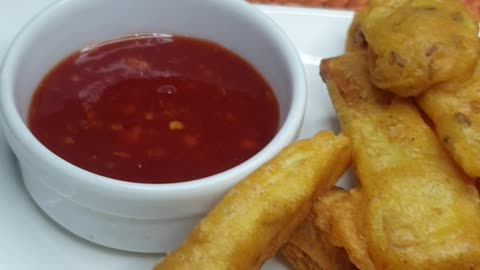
top-left (28, 35), bottom-right (279, 184)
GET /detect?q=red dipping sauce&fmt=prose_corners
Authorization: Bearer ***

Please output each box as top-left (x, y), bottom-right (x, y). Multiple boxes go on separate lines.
top-left (28, 35), bottom-right (280, 184)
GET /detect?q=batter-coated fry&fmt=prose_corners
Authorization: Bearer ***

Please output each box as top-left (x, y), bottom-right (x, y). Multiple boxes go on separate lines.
top-left (321, 52), bottom-right (480, 270)
top-left (283, 187), bottom-right (375, 270)
top-left (154, 131), bottom-right (351, 270)
top-left (346, 0), bottom-right (480, 178)
top-left (314, 188), bottom-right (373, 270)
top-left (281, 213), bottom-right (356, 270)
top-left (352, 0), bottom-right (479, 97)
top-left (282, 188), bottom-right (360, 270)
top-left (416, 61), bottom-right (480, 178)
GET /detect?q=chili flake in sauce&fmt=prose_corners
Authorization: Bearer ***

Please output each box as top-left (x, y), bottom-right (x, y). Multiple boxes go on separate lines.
top-left (28, 34), bottom-right (279, 184)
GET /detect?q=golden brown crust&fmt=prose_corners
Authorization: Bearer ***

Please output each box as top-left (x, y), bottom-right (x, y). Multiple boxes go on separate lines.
top-left (347, 0), bottom-right (479, 97)
top-left (321, 52), bottom-right (480, 270)
top-left (345, 12), bottom-right (367, 52)
top-left (416, 59), bottom-right (480, 178)
top-left (154, 131), bottom-right (351, 270)
top-left (314, 188), bottom-right (374, 270)
top-left (282, 190), bottom-right (359, 270)
top-left (345, 0), bottom-right (480, 179)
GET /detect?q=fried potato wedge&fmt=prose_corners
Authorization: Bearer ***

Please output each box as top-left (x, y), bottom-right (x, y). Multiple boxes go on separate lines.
top-left (321, 52), bottom-right (480, 270)
top-left (282, 188), bottom-right (360, 270)
top-left (154, 131), bottom-right (351, 270)
top-left (314, 188), bottom-right (373, 270)
top-left (416, 61), bottom-right (480, 178)
top-left (354, 0), bottom-right (479, 97)
top-left (281, 213), bottom-right (356, 270)
top-left (283, 187), bottom-right (375, 270)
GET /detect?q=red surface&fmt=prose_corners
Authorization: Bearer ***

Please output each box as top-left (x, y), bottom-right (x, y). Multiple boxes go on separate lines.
top-left (248, 0), bottom-right (480, 19)
top-left (29, 35), bottom-right (279, 184)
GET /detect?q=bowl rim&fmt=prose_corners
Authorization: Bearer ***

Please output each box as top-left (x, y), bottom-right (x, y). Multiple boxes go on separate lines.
top-left (0, 0), bottom-right (307, 196)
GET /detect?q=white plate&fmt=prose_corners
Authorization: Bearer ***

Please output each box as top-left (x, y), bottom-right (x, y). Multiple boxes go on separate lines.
top-left (0, 2), bottom-right (354, 269)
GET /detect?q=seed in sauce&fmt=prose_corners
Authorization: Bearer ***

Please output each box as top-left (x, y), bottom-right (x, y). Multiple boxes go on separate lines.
top-left (28, 34), bottom-right (280, 184)
top-left (169, 121), bottom-right (185, 131)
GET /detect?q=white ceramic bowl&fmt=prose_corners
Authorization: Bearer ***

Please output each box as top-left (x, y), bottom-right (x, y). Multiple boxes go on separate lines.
top-left (0, 0), bottom-right (306, 253)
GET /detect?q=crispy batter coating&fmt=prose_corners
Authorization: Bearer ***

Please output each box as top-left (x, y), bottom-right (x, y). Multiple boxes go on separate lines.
top-left (281, 213), bottom-right (356, 270)
top-left (416, 60), bottom-right (480, 178)
top-left (283, 187), bottom-right (375, 270)
top-left (321, 52), bottom-right (480, 270)
top-left (154, 131), bottom-right (351, 270)
top-left (354, 0), bottom-right (479, 97)
top-left (345, 14), bottom-right (367, 52)
top-left (347, 0), bottom-right (480, 179)
top-left (314, 188), bottom-right (374, 270)
top-left (345, 0), bottom-right (405, 52)
top-left (282, 188), bottom-right (359, 270)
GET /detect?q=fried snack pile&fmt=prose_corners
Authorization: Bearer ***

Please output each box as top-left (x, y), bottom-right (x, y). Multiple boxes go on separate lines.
top-left (321, 52), bottom-right (480, 269)
top-left (349, 0), bottom-right (479, 97)
top-left (284, 52), bottom-right (480, 270)
top-left (154, 131), bottom-right (351, 270)
top-left (348, 0), bottom-right (480, 178)
top-left (153, 1), bottom-right (480, 268)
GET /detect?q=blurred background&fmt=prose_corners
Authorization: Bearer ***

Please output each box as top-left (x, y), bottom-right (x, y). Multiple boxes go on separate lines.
top-left (248, 0), bottom-right (480, 20)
